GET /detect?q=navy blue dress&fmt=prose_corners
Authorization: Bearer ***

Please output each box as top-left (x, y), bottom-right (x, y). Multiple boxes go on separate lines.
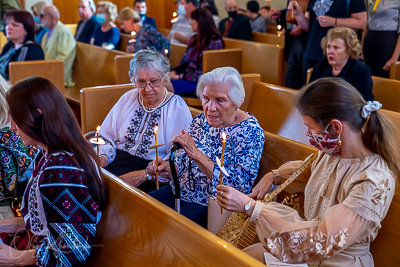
top-left (91, 26), bottom-right (120, 49)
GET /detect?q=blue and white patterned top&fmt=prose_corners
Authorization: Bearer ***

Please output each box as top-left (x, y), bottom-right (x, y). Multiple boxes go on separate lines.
top-left (172, 113), bottom-right (265, 206)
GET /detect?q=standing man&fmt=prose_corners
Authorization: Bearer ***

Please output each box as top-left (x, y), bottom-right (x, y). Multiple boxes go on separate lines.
top-left (219, 0), bottom-right (252, 40)
top-left (75, 0), bottom-right (100, 44)
top-left (134, 0), bottom-right (157, 29)
top-left (40, 6), bottom-right (76, 87)
top-left (246, 0), bottom-right (266, 33)
top-left (170, 0), bottom-right (198, 45)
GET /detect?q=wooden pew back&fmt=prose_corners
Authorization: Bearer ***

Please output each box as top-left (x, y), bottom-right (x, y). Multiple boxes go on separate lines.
top-left (202, 48), bottom-right (243, 73)
top-left (251, 32), bottom-right (285, 47)
top-left (0, 31), bottom-right (7, 49)
top-left (390, 61), bottom-right (400, 80)
top-left (114, 54), bottom-right (134, 84)
top-left (9, 60), bottom-right (65, 95)
top-left (66, 24), bottom-right (77, 36)
top-left (119, 33), bottom-right (131, 53)
top-left (223, 38), bottom-right (285, 85)
top-left (372, 76), bottom-right (400, 113)
top-left (85, 169), bottom-right (264, 266)
top-left (170, 43), bottom-right (187, 69)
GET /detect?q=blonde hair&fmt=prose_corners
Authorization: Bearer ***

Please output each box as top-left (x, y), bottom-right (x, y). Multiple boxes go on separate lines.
top-left (31, 1), bottom-right (47, 15)
top-left (321, 27), bottom-right (362, 60)
top-left (117, 7), bottom-right (141, 24)
top-left (0, 76), bottom-right (10, 127)
top-left (96, 1), bottom-right (118, 22)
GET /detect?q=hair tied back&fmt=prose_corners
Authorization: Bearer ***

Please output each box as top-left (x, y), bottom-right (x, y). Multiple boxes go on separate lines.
top-left (361, 101), bottom-right (382, 119)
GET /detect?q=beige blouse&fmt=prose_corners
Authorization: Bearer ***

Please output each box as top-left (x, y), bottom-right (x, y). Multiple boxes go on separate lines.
top-left (248, 151), bottom-right (395, 267)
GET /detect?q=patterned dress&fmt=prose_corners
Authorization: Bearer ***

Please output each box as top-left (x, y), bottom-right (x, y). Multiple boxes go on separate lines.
top-left (5, 151), bottom-right (101, 266)
top-left (133, 24), bottom-right (170, 55)
top-left (173, 113), bottom-right (265, 206)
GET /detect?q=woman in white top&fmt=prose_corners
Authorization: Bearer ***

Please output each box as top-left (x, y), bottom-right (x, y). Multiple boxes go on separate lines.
top-left (217, 78), bottom-right (400, 266)
top-left (99, 49), bottom-right (192, 192)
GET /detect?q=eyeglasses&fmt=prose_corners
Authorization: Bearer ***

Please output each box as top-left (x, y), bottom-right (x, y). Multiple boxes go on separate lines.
top-left (39, 13), bottom-right (51, 19)
top-left (136, 78), bottom-right (162, 88)
top-left (77, 5), bottom-right (89, 9)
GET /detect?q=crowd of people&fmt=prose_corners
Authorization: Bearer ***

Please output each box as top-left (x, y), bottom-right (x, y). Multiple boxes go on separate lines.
top-left (0, 0), bottom-right (399, 267)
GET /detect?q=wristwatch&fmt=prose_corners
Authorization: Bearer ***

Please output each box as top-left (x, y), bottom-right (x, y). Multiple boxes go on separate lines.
top-left (144, 169), bottom-right (152, 181)
top-left (244, 198), bottom-right (252, 211)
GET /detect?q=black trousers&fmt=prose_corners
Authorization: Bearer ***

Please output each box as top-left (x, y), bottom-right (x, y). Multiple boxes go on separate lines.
top-left (285, 38), bottom-right (305, 89)
top-left (105, 149), bottom-right (159, 192)
top-left (364, 30), bottom-right (399, 78)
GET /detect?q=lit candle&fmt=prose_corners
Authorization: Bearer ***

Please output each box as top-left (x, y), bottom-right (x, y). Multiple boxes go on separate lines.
top-left (219, 132), bottom-right (226, 214)
top-left (164, 49), bottom-right (169, 57)
top-left (277, 25), bottom-right (282, 31)
top-left (171, 12), bottom-right (178, 23)
top-left (154, 126), bottom-right (159, 189)
top-left (129, 31), bottom-right (136, 43)
top-left (173, 12), bottom-right (177, 18)
top-left (131, 31), bottom-right (136, 38)
top-left (96, 125), bottom-right (100, 156)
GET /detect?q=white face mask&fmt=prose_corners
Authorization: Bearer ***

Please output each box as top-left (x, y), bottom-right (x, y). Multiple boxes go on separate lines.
top-left (177, 4), bottom-right (186, 16)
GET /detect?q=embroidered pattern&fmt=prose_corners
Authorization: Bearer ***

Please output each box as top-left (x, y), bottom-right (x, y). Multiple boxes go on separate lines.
top-left (134, 108), bottom-right (161, 158)
top-left (123, 105), bottom-right (145, 152)
top-left (313, 0), bottom-right (334, 17)
top-left (371, 179), bottom-right (390, 206)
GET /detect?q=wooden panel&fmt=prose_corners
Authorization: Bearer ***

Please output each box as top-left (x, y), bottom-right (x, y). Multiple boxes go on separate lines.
top-left (202, 49), bottom-right (243, 73)
top-left (9, 60), bottom-right (65, 96)
top-left (119, 33), bottom-right (131, 53)
top-left (159, 28), bottom-right (170, 37)
top-left (114, 54), bottom-right (134, 84)
top-left (0, 31), bottom-right (7, 49)
top-left (372, 76), bottom-right (400, 113)
top-left (306, 68), bottom-right (313, 84)
top-left (223, 38), bottom-right (285, 85)
top-left (170, 43), bottom-right (187, 69)
top-left (84, 170), bottom-right (264, 266)
top-left (251, 32), bottom-right (285, 47)
top-left (240, 73), bottom-right (261, 111)
top-left (66, 23), bottom-right (77, 36)
top-left (390, 61), bottom-right (400, 80)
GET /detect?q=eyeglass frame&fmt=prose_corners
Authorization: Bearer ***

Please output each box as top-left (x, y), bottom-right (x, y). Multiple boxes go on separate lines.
top-left (39, 13), bottom-right (51, 19)
top-left (136, 77), bottom-right (163, 89)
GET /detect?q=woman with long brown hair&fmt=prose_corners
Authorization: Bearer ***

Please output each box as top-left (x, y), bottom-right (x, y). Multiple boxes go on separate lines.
top-left (0, 77), bottom-right (105, 266)
top-left (217, 78), bottom-right (400, 266)
top-left (170, 7), bottom-right (224, 98)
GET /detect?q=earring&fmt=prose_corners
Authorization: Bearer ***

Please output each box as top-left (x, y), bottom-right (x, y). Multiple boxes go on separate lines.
top-left (337, 134), bottom-right (341, 147)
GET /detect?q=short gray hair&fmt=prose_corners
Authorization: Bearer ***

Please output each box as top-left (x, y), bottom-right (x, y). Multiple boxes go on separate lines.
top-left (82, 0), bottom-right (96, 13)
top-left (196, 67), bottom-right (245, 107)
top-left (46, 5), bottom-right (60, 20)
top-left (129, 50), bottom-right (171, 85)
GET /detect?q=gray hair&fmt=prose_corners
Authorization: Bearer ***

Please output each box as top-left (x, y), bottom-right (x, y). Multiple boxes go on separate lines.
top-left (0, 76), bottom-right (10, 127)
top-left (46, 5), bottom-right (60, 20)
top-left (96, 1), bottom-right (118, 22)
top-left (129, 49), bottom-right (171, 85)
top-left (82, 0), bottom-right (96, 13)
top-left (196, 67), bottom-right (245, 107)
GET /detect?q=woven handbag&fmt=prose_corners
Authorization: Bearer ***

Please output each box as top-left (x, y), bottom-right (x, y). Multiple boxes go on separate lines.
top-left (216, 152), bottom-right (318, 249)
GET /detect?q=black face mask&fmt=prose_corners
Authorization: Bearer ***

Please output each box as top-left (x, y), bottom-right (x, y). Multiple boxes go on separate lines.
top-left (228, 11), bottom-right (237, 19)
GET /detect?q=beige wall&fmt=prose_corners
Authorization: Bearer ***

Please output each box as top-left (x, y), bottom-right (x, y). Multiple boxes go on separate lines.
top-left (215, 0), bottom-right (287, 20)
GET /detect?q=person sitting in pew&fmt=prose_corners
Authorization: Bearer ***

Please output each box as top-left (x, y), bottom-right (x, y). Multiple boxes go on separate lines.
top-left (200, 0), bottom-right (220, 27)
top-left (219, 0), bottom-right (252, 41)
top-left (98, 49), bottom-right (192, 192)
top-left (117, 7), bottom-right (170, 54)
top-left (90, 1), bottom-right (120, 50)
top-left (0, 10), bottom-right (44, 81)
top-left (133, 0), bottom-right (157, 30)
top-left (170, 8), bottom-right (224, 98)
top-left (75, 0), bottom-right (100, 44)
top-left (40, 5), bottom-right (76, 87)
top-left (309, 27), bottom-right (374, 101)
top-left (246, 0), bottom-right (266, 33)
top-left (0, 77), bottom-right (105, 266)
top-left (217, 78), bottom-right (400, 266)
top-left (169, 0), bottom-right (198, 45)
top-left (31, 1), bottom-right (48, 44)
top-left (148, 67), bottom-right (265, 228)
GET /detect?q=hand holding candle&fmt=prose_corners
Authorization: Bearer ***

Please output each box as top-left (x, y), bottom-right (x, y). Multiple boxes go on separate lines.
top-left (219, 132), bottom-right (226, 213)
top-left (164, 49), bottom-right (169, 57)
top-left (154, 126), bottom-right (159, 189)
top-left (129, 31), bottom-right (137, 43)
top-left (171, 12), bottom-right (178, 23)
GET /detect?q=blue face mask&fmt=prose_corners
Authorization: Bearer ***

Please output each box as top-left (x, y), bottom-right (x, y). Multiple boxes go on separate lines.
top-left (96, 13), bottom-right (106, 23)
top-left (33, 16), bottom-right (40, 23)
top-left (177, 4), bottom-right (186, 16)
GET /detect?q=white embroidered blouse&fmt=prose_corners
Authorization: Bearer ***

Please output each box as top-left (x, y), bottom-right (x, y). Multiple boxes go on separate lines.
top-left (249, 151), bottom-right (395, 267)
top-left (99, 89), bottom-right (193, 163)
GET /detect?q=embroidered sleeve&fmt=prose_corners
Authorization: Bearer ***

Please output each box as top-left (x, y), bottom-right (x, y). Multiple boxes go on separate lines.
top-left (36, 155), bottom-right (99, 266)
top-left (211, 121), bottom-right (265, 195)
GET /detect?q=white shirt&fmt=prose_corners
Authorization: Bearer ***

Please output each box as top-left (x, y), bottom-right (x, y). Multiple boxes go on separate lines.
top-left (170, 15), bottom-right (195, 45)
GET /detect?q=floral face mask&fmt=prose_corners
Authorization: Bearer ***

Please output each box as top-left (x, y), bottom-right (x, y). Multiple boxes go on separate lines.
top-left (306, 123), bottom-right (340, 156)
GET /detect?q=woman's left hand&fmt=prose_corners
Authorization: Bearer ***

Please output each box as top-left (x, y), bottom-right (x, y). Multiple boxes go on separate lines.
top-left (0, 244), bottom-right (35, 265)
top-left (383, 57), bottom-right (397, 71)
top-left (216, 185), bottom-right (250, 213)
top-left (317, 16), bottom-right (335, 27)
top-left (119, 170), bottom-right (146, 187)
top-left (172, 130), bottom-right (200, 159)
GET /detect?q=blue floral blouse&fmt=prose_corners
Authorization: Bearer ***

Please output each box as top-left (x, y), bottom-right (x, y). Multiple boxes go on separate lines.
top-left (172, 113), bottom-right (265, 206)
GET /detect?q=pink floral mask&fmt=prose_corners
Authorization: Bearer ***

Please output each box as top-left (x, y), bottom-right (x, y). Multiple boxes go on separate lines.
top-left (306, 124), bottom-right (340, 156)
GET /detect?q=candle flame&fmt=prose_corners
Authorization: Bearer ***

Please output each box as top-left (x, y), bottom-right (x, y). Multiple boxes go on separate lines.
top-left (277, 25), bottom-right (282, 30)
top-left (96, 125), bottom-right (101, 132)
top-left (164, 49), bottom-right (168, 54)
top-left (130, 31), bottom-right (136, 37)
top-left (221, 132), bottom-right (226, 140)
top-left (154, 126), bottom-right (158, 132)
top-left (173, 12), bottom-right (177, 18)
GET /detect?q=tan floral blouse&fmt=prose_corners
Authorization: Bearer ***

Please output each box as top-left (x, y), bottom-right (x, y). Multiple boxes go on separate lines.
top-left (248, 151), bottom-right (395, 267)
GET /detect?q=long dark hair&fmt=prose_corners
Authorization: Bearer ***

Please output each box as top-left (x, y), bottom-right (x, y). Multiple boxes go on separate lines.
top-left (6, 77), bottom-right (106, 210)
top-left (297, 77), bottom-right (400, 177)
top-left (201, 0), bottom-right (218, 16)
top-left (190, 8), bottom-right (224, 53)
top-left (4, 10), bottom-right (36, 44)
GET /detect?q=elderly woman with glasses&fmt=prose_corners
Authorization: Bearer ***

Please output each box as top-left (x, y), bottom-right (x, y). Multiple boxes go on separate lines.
top-left (98, 49), bottom-right (192, 192)
top-left (148, 67), bottom-right (265, 228)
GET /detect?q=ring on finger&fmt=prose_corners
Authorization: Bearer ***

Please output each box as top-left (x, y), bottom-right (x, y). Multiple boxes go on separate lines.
top-left (220, 191), bottom-right (223, 196)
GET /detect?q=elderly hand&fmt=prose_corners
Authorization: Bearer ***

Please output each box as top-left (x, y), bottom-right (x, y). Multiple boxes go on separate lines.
top-left (290, 26), bottom-right (303, 36)
top-left (170, 71), bottom-right (181, 80)
top-left (0, 244), bottom-right (35, 266)
top-left (119, 170), bottom-right (146, 187)
top-left (216, 185), bottom-right (252, 215)
top-left (269, 9), bottom-right (281, 19)
top-left (172, 129), bottom-right (199, 160)
top-left (248, 172), bottom-right (274, 200)
top-left (148, 157), bottom-right (172, 179)
top-left (126, 45), bottom-right (135, 54)
top-left (316, 15), bottom-right (335, 27)
top-left (99, 156), bottom-right (108, 168)
top-left (383, 57), bottom-right (397, 72)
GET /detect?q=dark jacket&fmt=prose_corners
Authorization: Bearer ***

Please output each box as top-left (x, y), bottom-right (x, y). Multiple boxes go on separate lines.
top-left (75, 15), bottom-right (100, 44)
top-left (219, 14), bottom-right (252, 41)
top-left (143, 16), bottom-right (157, 29)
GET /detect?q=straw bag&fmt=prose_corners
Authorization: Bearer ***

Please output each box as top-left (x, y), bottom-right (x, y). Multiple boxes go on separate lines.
top-left (216, 152), bottom-right (318, 249)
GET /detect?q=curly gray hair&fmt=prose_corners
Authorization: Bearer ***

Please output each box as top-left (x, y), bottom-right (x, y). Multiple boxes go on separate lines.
top-left (129, 50), bottom-right (171, 85)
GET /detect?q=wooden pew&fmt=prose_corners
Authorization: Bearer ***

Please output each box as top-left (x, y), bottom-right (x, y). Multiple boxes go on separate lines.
top-left (372, 76), bottom-right (400, 113)
top-left (66, 23), bottom-right (77, 36)
top-left (202, 48), bottom-right (242, 73)
top-left (158, 28), bottom-right (170, 37)
top-left (251, 32), bottom-right (285, 47)
top-left (114, 54), bottom-right (134, 84)
top-left (85, 169), bottom-right (264, 266)
top-left (223, 38), bottom-right (285, 85)
top-left (9, 60), bottom-right (65, 95)
top-left (0, 31), bottom-right (7, 49)
top-left (390, 61), bottom-right (400, 80)
top-left (170, 43), bottom-right (187, 69)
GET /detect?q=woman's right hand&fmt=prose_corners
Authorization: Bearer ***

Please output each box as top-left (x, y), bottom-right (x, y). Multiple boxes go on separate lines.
top-left (248, 172), bottom-right (274, 200)
top-left (148, 156), bottom-right (172, 178)
top-left (288, 1), bottom-right (301, 17)
top-left (99, 156), bottom-right (108, 168)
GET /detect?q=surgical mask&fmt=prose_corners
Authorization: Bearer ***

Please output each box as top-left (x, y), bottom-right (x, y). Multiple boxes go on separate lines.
top-left (228, 11), bottom-right (238, 19)
top-left (177, 4), bottom-right (186, 16)
top-left (96, 13), bottom-right (106, 23)
top-left (306, 123), bottom-right (340, 156)
top-left (139, 12), bottom-right (146, 18)
top-left (34, 16), bottom-right (40, 23)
